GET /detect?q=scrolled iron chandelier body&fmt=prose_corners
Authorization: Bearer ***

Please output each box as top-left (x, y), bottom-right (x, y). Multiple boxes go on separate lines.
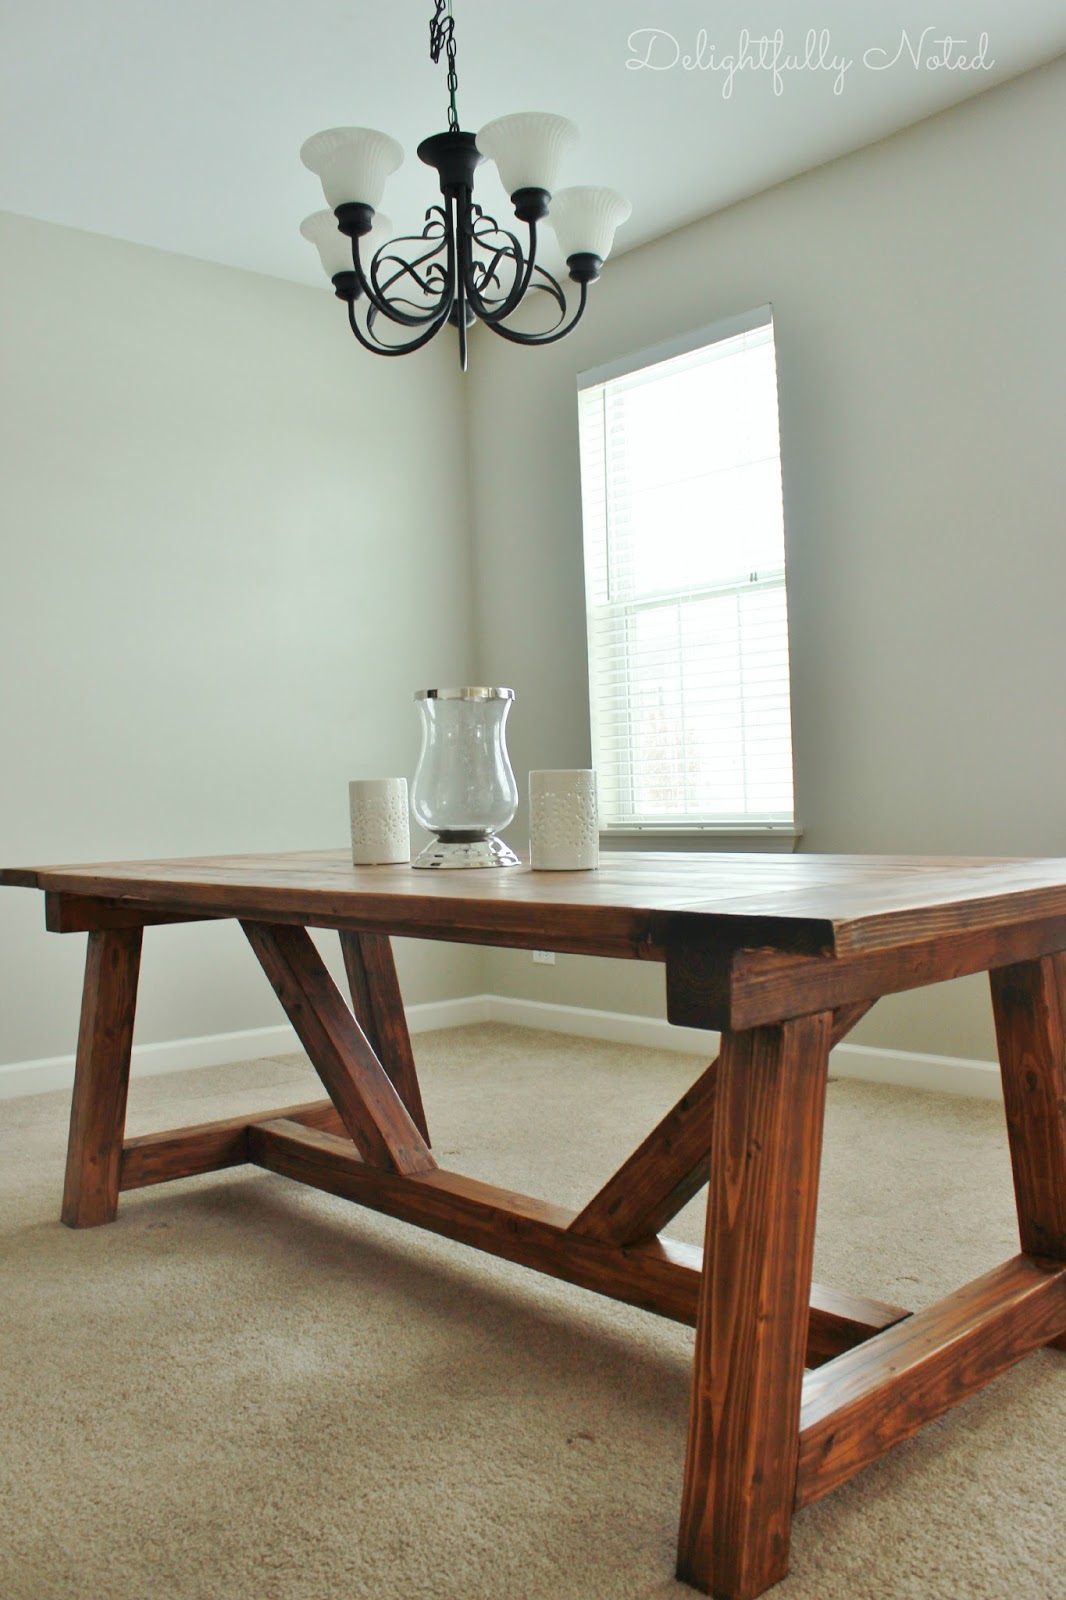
top-left (299, 1), bottom-right (631, 369)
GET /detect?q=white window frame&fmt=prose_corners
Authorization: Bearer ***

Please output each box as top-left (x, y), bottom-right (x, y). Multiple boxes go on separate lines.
top-left (578, 307), bottom-right (800, 847)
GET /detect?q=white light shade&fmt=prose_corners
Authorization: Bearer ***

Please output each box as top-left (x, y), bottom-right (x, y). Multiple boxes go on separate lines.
top-left (549, 186), bottom-right (632, 263)
top-left (300, 126), bottom-right (403, 210)
top-left (300, 210), bottom-right (394, 281)
top-left (475, 112), bottom-right (577, 195)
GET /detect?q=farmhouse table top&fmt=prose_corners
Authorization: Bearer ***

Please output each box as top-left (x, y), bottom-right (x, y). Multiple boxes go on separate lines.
top-left (4, 845), bottom-right (1066, 1598)
top-left (7, 845), bottom-right (1066, 958)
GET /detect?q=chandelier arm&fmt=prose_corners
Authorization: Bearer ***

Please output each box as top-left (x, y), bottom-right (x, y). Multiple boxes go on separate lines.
top-left (474, 260), bottom-right (567, 330)
top-left (350, 211), bottom-right (455, 328)
top-left (476, 279), bottom-right (590, 347)
top-left (370, 218), bottom-right (453, 321)
top-left (369, 260), bottom-right (450, 326)
top-left (464, 218), bottom-right (541, 324)
top-left (477, 257), bottom-right (568, 327)
top-left (346, 294), bottom-right (452, 357)
top-left (375, 253), bottom-right (447, 299)
top-left (350, 241), bottom-right (420, 326)
top-left (348, 236), bottom-right (448, 328)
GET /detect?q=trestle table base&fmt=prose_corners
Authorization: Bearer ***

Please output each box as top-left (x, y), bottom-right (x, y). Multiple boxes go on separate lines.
top-left (2, 853), bottom-right (1064, 1599)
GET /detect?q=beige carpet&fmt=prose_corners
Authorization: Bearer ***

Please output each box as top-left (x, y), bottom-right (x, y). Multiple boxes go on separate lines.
top-left (1, 1023), bottom-right (1063, 1600)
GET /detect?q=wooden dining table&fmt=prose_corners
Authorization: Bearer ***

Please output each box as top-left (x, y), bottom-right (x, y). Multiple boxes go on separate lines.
top-left (3, 846), bottom-right (1066, 1598)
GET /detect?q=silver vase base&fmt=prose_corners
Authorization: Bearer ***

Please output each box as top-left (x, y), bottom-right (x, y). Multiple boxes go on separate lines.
top-left (412, 835), bottom-right (520, 870)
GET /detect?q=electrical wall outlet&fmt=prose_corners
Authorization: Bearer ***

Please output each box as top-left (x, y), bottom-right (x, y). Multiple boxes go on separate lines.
top-left (532, 950), bottom-right (556, 965)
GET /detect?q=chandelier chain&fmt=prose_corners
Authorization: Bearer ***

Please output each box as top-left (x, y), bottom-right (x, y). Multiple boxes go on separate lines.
top-left (429, 0), bottom-right (460, 134)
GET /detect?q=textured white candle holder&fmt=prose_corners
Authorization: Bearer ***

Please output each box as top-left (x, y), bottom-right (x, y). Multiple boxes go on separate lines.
top-left (529, 769), bottom-right (599, 871)
top-left (348, 777), bottom-right (411, 865)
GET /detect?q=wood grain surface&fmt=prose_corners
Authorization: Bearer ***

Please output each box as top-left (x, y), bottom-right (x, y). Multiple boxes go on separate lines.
top-left (242, 921), bottom-right (435, 1177)
top-left (668, 918), bottom-right (1066, 1030)
top-left (120, 1099), bottom-right (347, 1190)
top-left (795, 1255), bottom-right (1066, 1508)
top-left (339, 930), bottom-right (430, 1143)
top-left (572, 1001), bottom-right (872, 1247)
top-left (61, 928), bottom-right (143, 1228)
top-left (676, 1013), bottom-right (833, 1598)
top-left (990, 955), bottom-right (1066, 1261)
top-left (245, 1117), bottom-right (903, 1360)
top-left (8, 848), bottom-right (1066, 961)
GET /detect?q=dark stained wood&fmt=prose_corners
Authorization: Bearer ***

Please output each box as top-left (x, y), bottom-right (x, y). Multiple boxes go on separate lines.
top-left (805, 1282), bottom-right (910, 1367)
top-left (827, 999), bottom-right (876, 1046)
top-left (61, 928), bottom-right (143, 1228)
top-left (12, 847), bottom-right (1066, 964)
top-left (1, 853), bottom-right (701, 960)
top-left (247, 1117), bottom-right (904, 1361)
top-left (242, 921), bottom-right (435, 1177)
top-left (123, 1120), bottom-right (249, 1188)
top-left (572, 1001), bottom-right (873, 1247)
top-left (44, 892), bottom-right (214, 934)
top-left (10, 846), bottom-right (1066, 1596)
top-left (667, 917), bottom-right (1066, 1031)
top-left (795, 1255), bottom-right (1066, 1509)
top-left (251, 1116), bottom-right (702, 1321)
top-left (282, 1099), bottom-right (349, 1137)
top-left (0, 865), bottom-right (40, 887)
top-left (339, 930), bottom-right (429, 1143)
top-left (120, 1099), bottom-right (347, 1190)
top-left (571, 1057), bottom-right (719, 1247)
top-left (990, 955), bottom-right (1066, 1263)
top-left (676, 1012), bottom-right (833, 1598)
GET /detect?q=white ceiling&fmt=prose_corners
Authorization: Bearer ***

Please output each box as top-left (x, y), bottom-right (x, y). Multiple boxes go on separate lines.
top-left (1, 0), bottom-right (1064, 290)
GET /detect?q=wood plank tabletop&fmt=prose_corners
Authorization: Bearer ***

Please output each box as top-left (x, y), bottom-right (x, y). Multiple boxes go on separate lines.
top-left (6, 848), bottom-right (1066, 959)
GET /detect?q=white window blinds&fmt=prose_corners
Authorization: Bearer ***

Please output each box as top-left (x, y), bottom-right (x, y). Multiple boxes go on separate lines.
top-left (578, 312), bottom-right (795, 833)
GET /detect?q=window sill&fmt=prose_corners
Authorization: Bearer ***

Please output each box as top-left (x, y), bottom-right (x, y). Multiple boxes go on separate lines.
top-left (600, 827), bottom-right (804, 855)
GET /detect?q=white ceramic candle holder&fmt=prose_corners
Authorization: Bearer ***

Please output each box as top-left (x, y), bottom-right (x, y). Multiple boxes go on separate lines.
top-left (529, 769), bottom-right (599, 871)
top-left (349, 777), bottom-right (411, 865)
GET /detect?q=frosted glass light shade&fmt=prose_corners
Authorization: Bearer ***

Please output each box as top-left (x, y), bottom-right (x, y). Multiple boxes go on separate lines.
top-left (549, 186), bottom-right (632, 262)
top-left (475, 112), bottom-right (577, 195)
top-left (300, 126), bottom-right (403, 210)
top-left (300, 209), bottom-right (394, 281)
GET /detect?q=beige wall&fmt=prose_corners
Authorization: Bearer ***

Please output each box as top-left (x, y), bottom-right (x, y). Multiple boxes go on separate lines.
top-left (466, 58), bottom-right (1066, 1061)
top-left (0, 210), bottom-right (479, 1068)
top-left (4, 58), bottom-right (1064, 1073)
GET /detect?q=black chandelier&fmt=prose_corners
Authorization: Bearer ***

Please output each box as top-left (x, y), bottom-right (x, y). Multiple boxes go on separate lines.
top-left (299, 0), bottom-right (630, 370)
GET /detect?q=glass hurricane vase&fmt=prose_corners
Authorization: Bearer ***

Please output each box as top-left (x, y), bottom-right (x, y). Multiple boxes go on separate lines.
top-left (410, 688), bottom-right (520, 869)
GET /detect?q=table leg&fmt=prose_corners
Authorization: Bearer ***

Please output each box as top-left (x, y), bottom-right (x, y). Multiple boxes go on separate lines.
top-left (677, 1011), bottom-right (833, 1599)
top-left (990, 954), bottom-right (1066, 1350)
top-left (61, 927), bottom-right (143, 1228)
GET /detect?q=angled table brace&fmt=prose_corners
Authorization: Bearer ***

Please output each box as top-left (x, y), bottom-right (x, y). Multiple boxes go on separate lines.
top-left (571, 1000), bottom-right (874, 1248)
top-left (242, 920), bottom-right (434, 1177)
top-left (339, 929), bottom-right (430, 1142)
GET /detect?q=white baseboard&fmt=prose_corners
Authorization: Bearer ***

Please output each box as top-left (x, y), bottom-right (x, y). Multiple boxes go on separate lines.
top-left (0, 1025), bottom-right (300, 1102)
top-left (478, 995), bottom-right (1003, 1101)
top-left (0, 995), bottom-right (492, 1102)
top-left (482, 994), bottom-right (717, 1055)
top-left (828, 1040), bottom-right (1002, 1100)
top-left (0, 991), bottom-right (1001, 1103)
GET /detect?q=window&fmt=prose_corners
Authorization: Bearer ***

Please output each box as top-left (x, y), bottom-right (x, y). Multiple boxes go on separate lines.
top-left (578, 307), bottom-right (795, 837)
